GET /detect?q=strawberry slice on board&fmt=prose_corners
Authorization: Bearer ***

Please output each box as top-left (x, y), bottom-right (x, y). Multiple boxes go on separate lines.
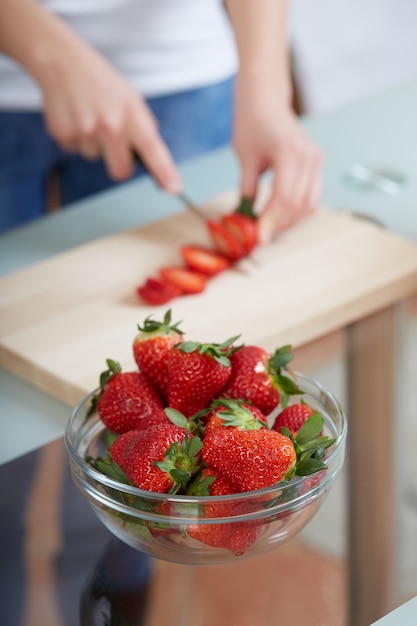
top-left (221, 196), bottom-right (259, 255)
top-left (206, 219), bottom-right (247, 262)
top-left (136, 276), bottom-right (182, 305)
top-left (159, 266), bottom-right (207, 294)
top-left (180, 245), bottom-right (231, 276)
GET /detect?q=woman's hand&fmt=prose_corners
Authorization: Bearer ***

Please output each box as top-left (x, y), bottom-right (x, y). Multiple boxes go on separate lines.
top-left (233, 83), bottom-right (323, 244)
top-left (0, 0), bottom-right (181, 193)
top-left (40, 41), bottom-right (181, 192)
top-left (226, 0), bottom-right (323, 243)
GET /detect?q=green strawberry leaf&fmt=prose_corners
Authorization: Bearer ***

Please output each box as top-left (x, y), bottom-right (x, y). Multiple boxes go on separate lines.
top-left (297, 435), bottom-right (336, 455)
top-left (178, 340), bottom-right (200, 353)
top-left (275, 374), bottom-right (304, 396)
top-left (154, 460), bottom-right (175, 473)
top-left (214, 354), bottom-right (232, 367)
top-left (100, 359), bottom-right (121, 388)
top-left (185, 435), bottom-right (203, 458)
top-left (170, 469), bottom-right (191, 484)
top-left (295, 458), bottom-right (327, 477)
top-left (137, 309), bottom-right (184, 335)
top-left (295, 413), bottom-right (324, 445)
top-left (236, 196), bottom-right (257, 219)
top-left (279, 426), bottom-right (293, 439)
top-left (218, 335), bottom-right (241, 350)
top-left (165, 407), bottom-right (190, 430)
top-left (87, 452), bottom-right (131, 485)
top-left (268, 345), bottom-right (294, 370)
top-left (112, 513), bottom-right (154, 540)
top-left (186, 472), bottom-right (217, 496)
top-left (87, 359), bottom-right (122, 417)
top-left (212, 398), bottom-right (264, 430)
top-left (178, 336), bottom-right (242, 367)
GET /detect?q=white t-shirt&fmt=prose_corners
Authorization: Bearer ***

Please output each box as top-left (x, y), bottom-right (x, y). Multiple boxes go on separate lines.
top-left (0, 0), bottom-right (238, 109)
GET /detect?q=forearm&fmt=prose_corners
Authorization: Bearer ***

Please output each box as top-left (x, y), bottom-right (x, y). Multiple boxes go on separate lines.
top-left (0, 0), bottom-right (92, 90)
top-left (225, 0), bottom-right (292, 103)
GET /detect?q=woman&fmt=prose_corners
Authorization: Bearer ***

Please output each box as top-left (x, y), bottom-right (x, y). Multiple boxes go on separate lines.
top-left (0, 0), bottom-right (322, 237)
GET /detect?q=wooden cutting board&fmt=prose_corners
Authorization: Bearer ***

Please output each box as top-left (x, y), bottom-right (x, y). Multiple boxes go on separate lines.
top-left (1, 187), bottom-right (417, 406)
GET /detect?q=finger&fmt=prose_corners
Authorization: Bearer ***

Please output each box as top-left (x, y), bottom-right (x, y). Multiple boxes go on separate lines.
top-left (134, 129), bottom-right (182, 193)
top-left (257, 158), bottom-right (299, 242)
top-left (101, 134), bottom-right (134, 180)
top-left (240, 155), bottom-right (262, 205)
top-left (302, 152), bottom-right (323, 214)
top-left (78, 139), bottom-right (101, 161)
top-left (257, 151), bottom-right (309, 243)
top-left (129, 102), bottom-right (181, 192)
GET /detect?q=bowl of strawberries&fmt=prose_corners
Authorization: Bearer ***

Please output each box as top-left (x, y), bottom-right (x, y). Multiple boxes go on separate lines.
top-left (65, 310), bottom-right (347, 565)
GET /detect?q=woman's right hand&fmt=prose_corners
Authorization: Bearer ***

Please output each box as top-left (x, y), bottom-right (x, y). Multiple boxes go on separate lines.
top-left (0, 0), bottom-right (181, 192)
top-left (40, 41), bottom-right (181, 192)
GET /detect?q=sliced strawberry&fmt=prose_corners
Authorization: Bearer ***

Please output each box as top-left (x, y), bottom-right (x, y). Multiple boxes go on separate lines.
top-left (136, 276), bottom-right (181, 305)
top-left (221, 213), bottom-right (258, 254)
top-left (159, 266), bottom-right (207, 294)
top-left (180, 245), bottom-right (230, 276)
top-left (206, 219), bottom-right (246, 261)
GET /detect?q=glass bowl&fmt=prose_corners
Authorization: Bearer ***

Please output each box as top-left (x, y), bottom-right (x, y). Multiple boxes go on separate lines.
top-left (65, 373), bottom-right (347, 566)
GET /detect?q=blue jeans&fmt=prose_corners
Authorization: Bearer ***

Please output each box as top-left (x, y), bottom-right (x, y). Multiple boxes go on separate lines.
top-left (0, 77), bottom-right (234, 232)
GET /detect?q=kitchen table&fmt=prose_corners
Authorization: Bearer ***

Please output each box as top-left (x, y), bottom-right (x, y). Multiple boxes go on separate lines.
top-left (1, 80), bottom-right (417, 626)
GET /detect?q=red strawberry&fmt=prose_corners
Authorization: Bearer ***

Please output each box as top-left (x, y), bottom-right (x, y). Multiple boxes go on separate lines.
top-left (136, 276), bottom-right (181, 305)
top-left (272, 403), bottom-right (314, 435)
top-left (91, 359), bottom-right (167, 434)
top-left (167, 336), bottom-right (241, 418)
top-left (133, 309), bottom-right (183, 398)
top-left (206, 219), bottom-right (246, 261)
top-left (159, 266), bottom-right (207, 294)
top-left (222, 213), bottom-right (258, 255)
top-left (222, 344), bottom-right (302, 415)
top-left (180, 245), bottom-right (230, 276)
top-left (203, 398), bottom-right (268, 438)
top-left (187, 467), bottom-right (261, 555)
top-left (201, 427), bottom-right (296, 492)
top-left (110, 422), bottom-right (202, 493)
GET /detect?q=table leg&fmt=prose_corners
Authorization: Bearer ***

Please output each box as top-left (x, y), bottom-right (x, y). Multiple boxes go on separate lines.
top-left (346, 306), bottom-right (398, 626)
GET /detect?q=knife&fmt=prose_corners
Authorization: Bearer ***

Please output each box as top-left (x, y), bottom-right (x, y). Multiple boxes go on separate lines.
top-left (132, 151), bottom-right (258, 271)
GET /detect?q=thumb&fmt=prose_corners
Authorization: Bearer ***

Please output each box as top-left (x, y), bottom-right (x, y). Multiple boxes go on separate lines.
top-left (239, 157), bottom-right (261, 206)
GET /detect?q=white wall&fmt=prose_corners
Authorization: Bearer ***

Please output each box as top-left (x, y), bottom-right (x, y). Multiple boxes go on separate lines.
top-left (289, 0), bottom-right (417, 113)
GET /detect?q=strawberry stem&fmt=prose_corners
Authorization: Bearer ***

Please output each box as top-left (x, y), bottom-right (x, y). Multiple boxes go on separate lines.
top-left (87, 358), bottom-right (122, 417)
top-left (211, 398), bottom-right (264, 430)
top-left (283, 413), bottom-right (336, 477)
top-left (236, 196), bottom-right (257, 220)
top-left (178, 336), bottom-right (242, 367)
top-left (154, 433), bottom-right (204, 493)
top-left (137, 309), bottom-right (184, 336)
